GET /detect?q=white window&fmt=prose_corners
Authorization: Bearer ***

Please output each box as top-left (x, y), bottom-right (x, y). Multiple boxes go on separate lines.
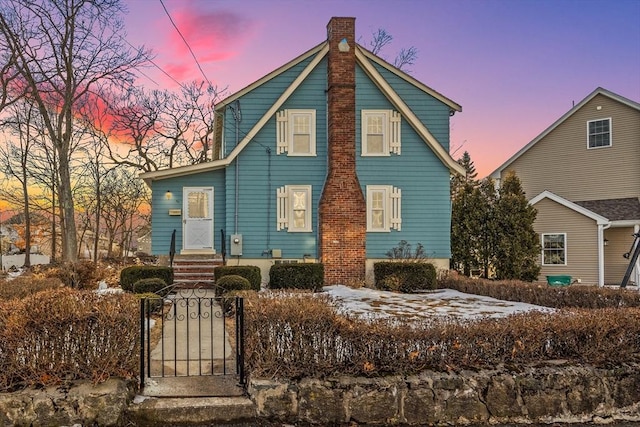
top-left (542, 233), bottom-right (566, 265)
top-left (361, 110), bottom-right (401, 156)
top-left (366, 185), bottom-right (401, 232)
top-left (587, 118), bottom-right (611, 148)
top-left (276, 109), bottom-right (316, 156)
top-left (277, 185), bottom-right (312, 232)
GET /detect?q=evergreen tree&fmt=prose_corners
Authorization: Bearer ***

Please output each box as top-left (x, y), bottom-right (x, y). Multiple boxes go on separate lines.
top-left (493, 171), bottom-right (541, 281)
top-left (451, 151), bottom-right (478, 196)
top-left (476, 178), bottom-right (498, 278)
top-left (451, 180), bottom-right (477, 275)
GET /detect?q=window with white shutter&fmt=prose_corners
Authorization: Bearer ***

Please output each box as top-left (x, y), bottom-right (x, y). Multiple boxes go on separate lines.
top-left (361, 110), bottom-right (401, 156)
top-left (366, 185), bottom-right (402, 232)
top-left (276, 185), bottom-right (312, 232)
top-left (275, 110), bottom-right (316, 156)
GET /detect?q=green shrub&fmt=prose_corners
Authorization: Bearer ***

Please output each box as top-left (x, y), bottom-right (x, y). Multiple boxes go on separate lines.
top-left (137, 292), bottom-right (164, 314)
top-left (216, 274), bottom-right (252, 296)
top-left (214, 266), bottom-right (261, 291)
top-left (120, 265), bottom-right (173, 293)
top-left (133, 277), bottom-right (169, 296)
top-left (374, 262), bottom-right (436, 293)
top-left (269, 263), bottom-right (324, 291)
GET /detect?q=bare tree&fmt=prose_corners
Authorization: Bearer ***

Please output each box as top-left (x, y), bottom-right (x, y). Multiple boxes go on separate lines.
top-left (366, 27), bottom-right (418, 71)
top-left (0, 0), bottom-right (151, 262)
top-left (106, 81), bottom-right (219, 172)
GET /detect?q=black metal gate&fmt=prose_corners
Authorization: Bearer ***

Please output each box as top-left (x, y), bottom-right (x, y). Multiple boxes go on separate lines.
top-left (139, 289), bottom-right (244, 389)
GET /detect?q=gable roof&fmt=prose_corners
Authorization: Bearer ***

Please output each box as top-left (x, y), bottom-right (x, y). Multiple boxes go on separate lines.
top-left (490, 87), bottom-right (640, 179)
top-left (529, 190), bottom-right (610, 225)
top-left (141, 39), bottom-right (465, 184)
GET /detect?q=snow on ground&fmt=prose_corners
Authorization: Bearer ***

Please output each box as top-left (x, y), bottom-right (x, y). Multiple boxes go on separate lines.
top-left (324, 285), bottom-right (553, 321)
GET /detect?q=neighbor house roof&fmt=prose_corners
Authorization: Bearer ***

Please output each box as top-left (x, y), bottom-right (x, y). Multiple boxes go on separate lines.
top-left (529, 190), bottom-right (610, 225)
top-left (574, 198), bottom-right (640, 222)
top-left (490, 87), bottom-right (640, 179)
top-left (141, 40), bottom-right (465, 185)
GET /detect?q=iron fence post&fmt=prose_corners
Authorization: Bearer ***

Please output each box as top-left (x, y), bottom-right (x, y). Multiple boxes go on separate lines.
top-left (139, 298), bottom-right (145, 390)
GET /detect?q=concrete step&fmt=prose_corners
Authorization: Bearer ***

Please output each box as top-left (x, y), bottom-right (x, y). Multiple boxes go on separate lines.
top-left (128, 396), bottom-right (257, 426)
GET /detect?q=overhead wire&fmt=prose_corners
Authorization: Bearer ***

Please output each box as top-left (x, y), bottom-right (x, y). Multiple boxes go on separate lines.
top-left (158, 0), bottom-right (214, 90)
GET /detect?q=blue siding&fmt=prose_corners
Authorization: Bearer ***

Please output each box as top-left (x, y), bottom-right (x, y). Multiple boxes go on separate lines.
top-left (150, 170), bottom-right (226, 254)
top-left (355, 65), bottom-right (453, 259)
top-left (223, 58), bottom-right (328, 259)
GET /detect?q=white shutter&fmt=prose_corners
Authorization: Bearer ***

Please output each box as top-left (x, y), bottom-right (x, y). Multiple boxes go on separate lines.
top-left (389, 111), bottom-right (401, 155)
top-left (390, 186), bottom-right (402, 230)
top-left (277, 186), bottom-right (288, 230)
top-left (276, 110), bottom-right (288, 154)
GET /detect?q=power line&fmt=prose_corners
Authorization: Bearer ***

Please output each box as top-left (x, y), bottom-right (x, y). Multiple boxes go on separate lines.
top-left (159, 0), bottom-right (214, 89)
top-left (120, 37), bottom-right (185, 89)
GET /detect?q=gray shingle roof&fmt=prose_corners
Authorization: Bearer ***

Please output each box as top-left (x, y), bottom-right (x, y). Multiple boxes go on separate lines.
top-left (574, 198), bottom-right (640, 221)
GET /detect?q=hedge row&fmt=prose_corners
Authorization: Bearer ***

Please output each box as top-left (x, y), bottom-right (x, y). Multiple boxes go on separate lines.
top-left (269, 263), bottom-right (324, 291)
top-left (374, 262), bottom-right (436, 293)
top-left (439, 272), bottom-right (640, 309)
top-left (215, 266), bottom-right (261, 291)
top-left (120, 265), bottom-right (173, 292)
top-left (0, 288), bottom-right (139, 391)
top-left (244, 291), bottom-right (640, 380)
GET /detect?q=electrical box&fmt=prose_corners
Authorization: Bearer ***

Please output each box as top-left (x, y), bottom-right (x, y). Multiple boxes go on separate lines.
top-left (230, 234), bottom-right (243, 256)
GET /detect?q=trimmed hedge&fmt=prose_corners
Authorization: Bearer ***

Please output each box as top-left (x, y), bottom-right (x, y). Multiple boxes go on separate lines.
top-left (214, 265), bottom-right (261, 291)
top-left (120, 266), bottom-right (173, 293)
top-left (269, 263), bottom-right (324, 291)
top-left (137, 292), bottom-right (164, 314)
top-left (133, 277), bottom-right (169, 296)
top-left (374, 262), bottom-right (437, 293)
top-left (216, 274), bottom-right (252, 295)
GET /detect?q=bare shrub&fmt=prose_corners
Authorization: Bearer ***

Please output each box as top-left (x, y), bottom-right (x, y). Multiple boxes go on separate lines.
top-left (439, 272), bottom-right (640, 309)
top-left (0, 288), bottom-right (139, 390)
top-left (244, 291), bottom-right (640, 380)
top-left (0, 276), bottom-right (65, 300)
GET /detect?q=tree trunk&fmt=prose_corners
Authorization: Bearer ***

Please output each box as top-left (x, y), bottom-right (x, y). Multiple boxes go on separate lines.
top-left (58, 154), bottom-right (77, 262)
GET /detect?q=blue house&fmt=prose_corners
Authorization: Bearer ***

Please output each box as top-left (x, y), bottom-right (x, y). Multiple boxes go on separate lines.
top-left (140, 17), bottom-right (464, 285)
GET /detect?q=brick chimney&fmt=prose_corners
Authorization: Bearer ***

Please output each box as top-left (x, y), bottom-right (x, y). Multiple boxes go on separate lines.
top-left (319, 17), bottom-right (366, 285)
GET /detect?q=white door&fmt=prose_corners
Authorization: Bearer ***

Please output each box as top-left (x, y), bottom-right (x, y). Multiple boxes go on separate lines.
top-left (182, 187), bottom-right (214, 252)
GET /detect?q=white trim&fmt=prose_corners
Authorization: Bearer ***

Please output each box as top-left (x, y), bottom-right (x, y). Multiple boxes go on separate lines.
top-left (355, 47), bottom-right (465, 176)
top-left (490, 87), bottom-right (640, 179)
top-left (140, 44), bottom-right (330, 186)
top-left (586, 117), bottom-right (612, 149)
top-left (529, 190), bottom-right (610, 225)
top-left (286, 109), bottom-right (317, 156)
top-left (610, 220), bottom-right (640, 228)
top-left (356, 46), bottom-right (462, 113)
top-left (541, 232), bottom-right (567, 266)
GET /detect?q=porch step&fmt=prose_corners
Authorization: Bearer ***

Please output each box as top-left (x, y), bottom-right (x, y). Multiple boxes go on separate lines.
top-left (171, 256), bottom-right (224, 289)
top-left (128, 396), bottom-right (257, 426)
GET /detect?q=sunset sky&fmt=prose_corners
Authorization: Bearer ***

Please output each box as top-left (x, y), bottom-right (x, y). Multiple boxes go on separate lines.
top-left (124, 0), bottom-right (639, 178)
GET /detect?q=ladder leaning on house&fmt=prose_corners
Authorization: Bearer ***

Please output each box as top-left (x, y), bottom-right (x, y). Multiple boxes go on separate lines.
top-left (621, 232), bottom-right (640, 288)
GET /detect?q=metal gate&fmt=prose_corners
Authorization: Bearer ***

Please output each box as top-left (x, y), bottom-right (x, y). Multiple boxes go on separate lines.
top-left (139, 289), bottom-right (244, 389)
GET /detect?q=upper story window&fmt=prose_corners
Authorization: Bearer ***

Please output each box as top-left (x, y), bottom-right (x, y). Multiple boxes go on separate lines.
top-left (277, 185), bottom-right (312, 232)
top-left (366, 185), bottom-right (402, 232)
top-left (276, 109), bottom-right (316, 156)
top-left (361, 110), bottom-right (401, 156)
top-left (587, 118), bottom-right (611, 149)
top-left (541, 233), bottom-right (566, 265)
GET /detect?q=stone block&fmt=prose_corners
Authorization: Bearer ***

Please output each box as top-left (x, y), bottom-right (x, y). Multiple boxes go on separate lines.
top-left (298, 378), bottom-right (346, 424)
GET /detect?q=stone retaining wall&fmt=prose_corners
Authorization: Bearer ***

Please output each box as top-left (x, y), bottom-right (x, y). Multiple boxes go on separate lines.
top-left (249, 362), bottom-right (640, 425)
top-left (1, 363), bottom-right (639, 425)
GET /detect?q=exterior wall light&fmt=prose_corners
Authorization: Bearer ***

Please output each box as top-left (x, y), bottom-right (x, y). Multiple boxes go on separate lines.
top-left (166, 190), bottom-right (173, 200)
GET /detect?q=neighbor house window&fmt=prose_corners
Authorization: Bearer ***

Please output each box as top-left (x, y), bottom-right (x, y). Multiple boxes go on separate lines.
top-left (366, 185), bottom-right (402, 232)
top-left (276, 109), bottom-right (316, 156)
top-left (542, 233), bottom-right (566, 265)
top-left (587, 118), bottom-right (611, 148)
top-left (277, 185), bottom-right (312, 232)
top-left (361, 110), bottom-right (401, 156)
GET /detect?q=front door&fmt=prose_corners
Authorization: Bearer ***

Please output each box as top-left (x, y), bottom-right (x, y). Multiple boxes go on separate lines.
top-left (183, 187), bottom-right (214, 252)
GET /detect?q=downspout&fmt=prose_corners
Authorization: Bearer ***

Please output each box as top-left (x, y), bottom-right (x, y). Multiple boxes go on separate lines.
top-left (232, 100), bottom-right (241, 234)
top-left (597, 222), bottom-right (612, 287)
top-left (635, 224), bottom-right (640, 290)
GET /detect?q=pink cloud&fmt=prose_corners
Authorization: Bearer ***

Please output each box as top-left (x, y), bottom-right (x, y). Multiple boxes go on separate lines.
top-left (166, 8), bottom-right (251, 65)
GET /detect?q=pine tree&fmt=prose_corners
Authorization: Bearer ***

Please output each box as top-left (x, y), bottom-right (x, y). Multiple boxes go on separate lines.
top-left (451, 180), bottom-right (477, 275)
top-left (451, 151), bottom-right (478, 196)
top-left (493, 171), bottom-right (540, 281)
top-left (476, 178), bottom-right (498, 278)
